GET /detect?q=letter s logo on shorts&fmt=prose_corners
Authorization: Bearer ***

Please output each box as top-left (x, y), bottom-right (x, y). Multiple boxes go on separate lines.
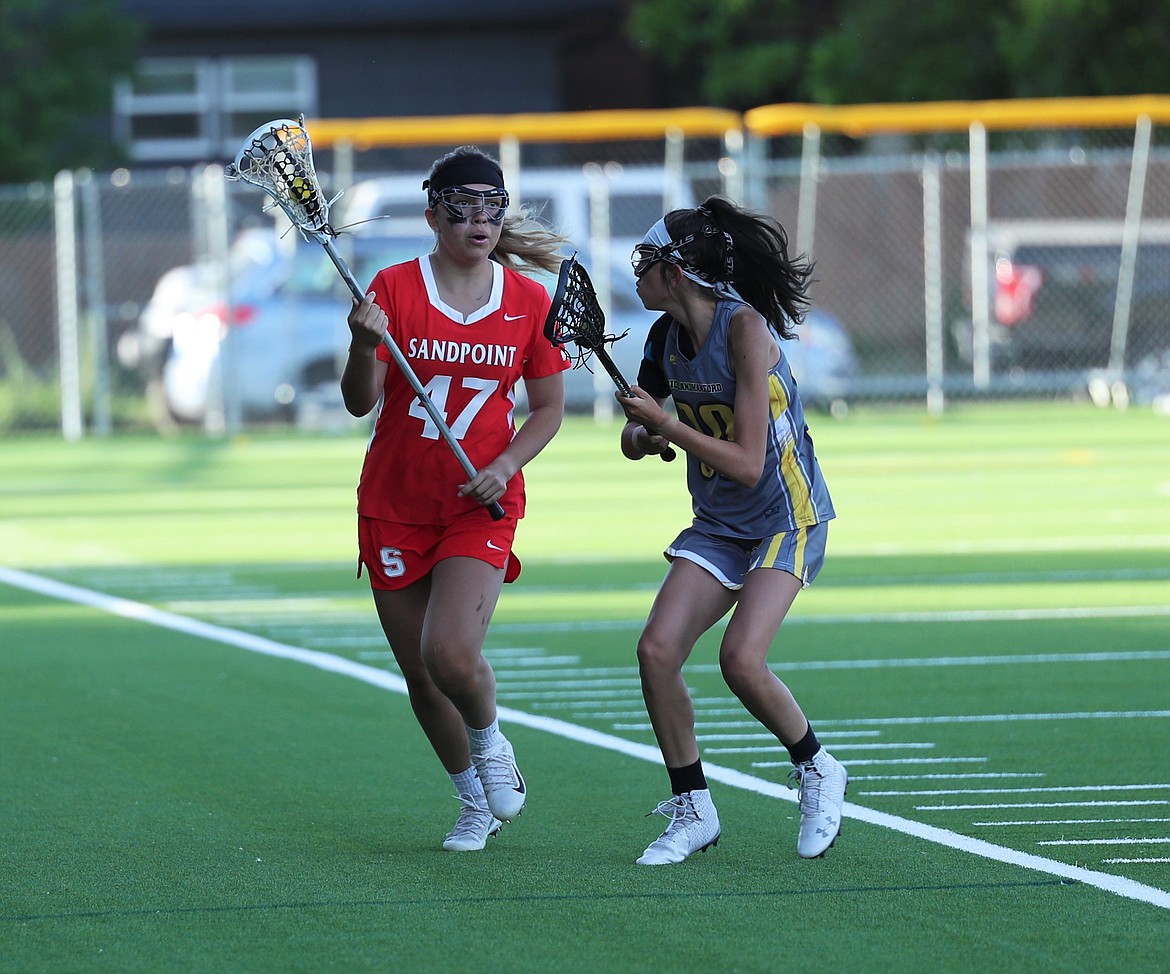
top-left (380, 546), bottom-right (406, 577)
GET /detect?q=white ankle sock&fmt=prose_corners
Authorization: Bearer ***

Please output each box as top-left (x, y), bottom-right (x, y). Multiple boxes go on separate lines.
top-left (450, 766), bottom-right (483, 799)
top-left (466, 719), bottom-right (503, 754)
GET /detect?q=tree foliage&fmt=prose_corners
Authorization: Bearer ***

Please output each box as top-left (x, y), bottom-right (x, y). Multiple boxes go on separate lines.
top-left (805, 2), bottom-right (1012, 104)
top-left (0, 0), bottom-right (142, 182)
top-left (626, 0), bottom-right (825, 109)
top-left (627, 0), bottom-right (1170, 108)
top-left (999, 0), bottom-right (1170, 98)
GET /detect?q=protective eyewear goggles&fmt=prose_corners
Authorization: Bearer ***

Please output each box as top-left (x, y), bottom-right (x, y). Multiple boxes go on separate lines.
top-left (630, 242), bottom-right (669, 278)
top-left (630, 227), bottom-right (734, 282)
top-left (430, 186), bottom-right (509, 223)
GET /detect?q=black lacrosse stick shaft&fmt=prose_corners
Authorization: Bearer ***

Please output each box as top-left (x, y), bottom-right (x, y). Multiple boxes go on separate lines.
top-left (591, 346), bottom-right (632, 397)
top-left (545, 257), bottom-right (675, 462)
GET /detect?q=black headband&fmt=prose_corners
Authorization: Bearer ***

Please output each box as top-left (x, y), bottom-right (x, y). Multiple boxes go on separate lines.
top-left (423, 156), bottom-right (505, 195)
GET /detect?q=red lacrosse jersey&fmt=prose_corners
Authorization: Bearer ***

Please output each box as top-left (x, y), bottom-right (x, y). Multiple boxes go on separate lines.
top-left (356, 255), bottom-right (569, 525)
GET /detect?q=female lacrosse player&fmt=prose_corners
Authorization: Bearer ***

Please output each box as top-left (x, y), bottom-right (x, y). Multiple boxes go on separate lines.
top-left (616, 196), bottom-right (847, 865)
top-left (342, 146), bottom-right (570, 852)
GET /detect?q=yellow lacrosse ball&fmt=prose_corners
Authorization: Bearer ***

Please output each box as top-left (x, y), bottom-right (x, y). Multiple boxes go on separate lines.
top-left (290, 176), bottom-right (312, 202)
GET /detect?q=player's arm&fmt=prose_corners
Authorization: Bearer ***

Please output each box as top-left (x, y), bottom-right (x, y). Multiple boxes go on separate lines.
top-left (621, 402), bottom-right (672, 460)
top-left (460, 371), bottom-right (565, 502)
top-left (621, 307), bottom-right (774, 487)
top-left (341, 291), bottom-right (390, 416)
top-left (620, 313), bottom-right (673, 460)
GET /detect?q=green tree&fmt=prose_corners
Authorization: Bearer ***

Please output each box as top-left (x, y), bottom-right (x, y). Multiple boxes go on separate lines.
top-left (627, 0), bottom-right (1170, 107)
top-left (805, 2), bottom-right (1012, 104)
top-left (627, 0), bottom-right (832, 109)
top-left (1000, 0), bottom-right (1170, 98)
top-left (0, 0), bottom-right (142, 182)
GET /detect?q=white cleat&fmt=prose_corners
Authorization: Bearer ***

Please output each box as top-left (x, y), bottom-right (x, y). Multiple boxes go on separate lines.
top-left (636, 789), bottom-right (721, 865)
top-left (471, 738), bottom-right (526, 822)
top-left (789, 748), bottom-right (848, 859)
top-left (442, 794), bottom-right (503, 852)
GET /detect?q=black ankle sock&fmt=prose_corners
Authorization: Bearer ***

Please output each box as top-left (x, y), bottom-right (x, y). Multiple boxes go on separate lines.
top-left (667, 759), bottom-right (708, 795)
top-left (785, 722), bottom-right (820, 765)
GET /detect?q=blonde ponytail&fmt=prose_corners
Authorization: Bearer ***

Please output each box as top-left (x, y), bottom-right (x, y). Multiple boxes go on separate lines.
top-left (493, 206), bottom-right (569, 276)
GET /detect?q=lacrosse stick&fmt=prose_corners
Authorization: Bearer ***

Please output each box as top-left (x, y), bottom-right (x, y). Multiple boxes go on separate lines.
top-left (225, 117), bottom-right (504, 520)
top-left (544, 256), bottom-right (675, 462)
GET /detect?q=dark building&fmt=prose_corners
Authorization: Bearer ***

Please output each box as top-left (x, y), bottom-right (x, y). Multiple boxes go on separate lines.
top-left (115, 0), bottom-right (656, 165)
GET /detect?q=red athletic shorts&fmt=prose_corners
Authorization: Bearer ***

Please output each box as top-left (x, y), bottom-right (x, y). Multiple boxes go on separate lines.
top-left (357, 513), bottom-right (521, 591)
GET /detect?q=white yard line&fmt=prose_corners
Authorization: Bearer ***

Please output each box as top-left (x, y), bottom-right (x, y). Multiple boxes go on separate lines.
top-left (852, 773), bottom-right (1045, 781)
top-left (486, 604), bottom-right (1170, 634)
top-left (973, 819), bottom-right (1170, 827)
top-left (755, 757), bottom-right (989, 768)
top-left (3, 564), bottom-right (1169, 913)
top-left (866, 784), bottom-right (1170, 797)
top-left (1038, 838), bottom-right (1170, 846)
top-left (919, 801), bottom-right (1170, 810)
top-left (696, 731), bottom-right (880, 741)
top-left (815, 710), bottom-right (1170, 724)
top-left (711, 742), bottom-right (937, 754)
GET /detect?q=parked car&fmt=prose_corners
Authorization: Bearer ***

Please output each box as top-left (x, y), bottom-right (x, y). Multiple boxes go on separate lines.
top-left (118, 226), bottom-right (291, 428)
top-left (529, 302), bottom-right (858, 414)
top-left (339, 163), bottom-right (693, 278)
top-left (780, 308), bottom-right (859, 411)
top-left (951, 219), bottom-right (1170, 372)
top-left (340, 165), bottom-right (694, 411)
top-left (155, 168), bottom-right (856, 424)
top-left (135, 227), bottom-right (286, 363)
top-left (160, 231), bottom-right (431, 425)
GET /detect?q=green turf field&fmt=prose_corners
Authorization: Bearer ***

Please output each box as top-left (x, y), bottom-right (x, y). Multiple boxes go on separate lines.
top-left (2, 403), bottom-right (1169, 973)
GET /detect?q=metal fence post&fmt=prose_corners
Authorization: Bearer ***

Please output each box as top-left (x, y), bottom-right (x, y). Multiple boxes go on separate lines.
top-left (203, 164), bottom-right (233, 435)
top-left (1109, 114), bottom-right (1152, 377)
top-left (585, 163), bottom-right (614, 423)
top-left (720, 126), bottom-right (745, 205)
top-left (968, 122), bottom-right (991, 389)
top-left (664, 126), bottom-right (685, 212)
top-left (53, 170), bottom-right (83, 441)
top-left (79, 171), bottom-right (111, 437)
top-left (742, 132), bottom-right (768, 213)
top-left (333, 138), bottom-right (354, 203)
top-left (499, 135), bottom-right (521, 210)
top-left (922, 154), bottom-right (945, 416)
top-left (795, 123), bottom-right (821, 262)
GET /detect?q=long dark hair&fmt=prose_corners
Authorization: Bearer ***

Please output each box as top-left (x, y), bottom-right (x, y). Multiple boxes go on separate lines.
top-left (664, 196), bottom-right (812, 340)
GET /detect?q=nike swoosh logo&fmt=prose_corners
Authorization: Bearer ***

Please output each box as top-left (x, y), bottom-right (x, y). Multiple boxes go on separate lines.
top-left (503, 313), bottom-right (525, 321)
top-left (486, 540), bottom-right (504, 550)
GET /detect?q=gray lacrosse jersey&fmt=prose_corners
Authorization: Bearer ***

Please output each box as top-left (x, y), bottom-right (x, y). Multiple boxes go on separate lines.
top-left (639, 300), bottom-right (835, 539)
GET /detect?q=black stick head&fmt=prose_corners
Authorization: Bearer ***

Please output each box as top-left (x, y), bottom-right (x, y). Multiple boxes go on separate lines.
top-left (544, 256), bottom-right (608, 352)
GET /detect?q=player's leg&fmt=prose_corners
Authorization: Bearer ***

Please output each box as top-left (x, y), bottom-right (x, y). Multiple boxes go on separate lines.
top-left (372, 580), bottom-right (501, 851)
top-left (635, 557), bottom-right (735, 864)
top-left (719, 523), bottom-right (848, 858)
top-left (361, 516), bottom-right (475, 771)
top-left (638, 557), bottom-right (736, 766)
top-left (717, 566), bottom-right (808, 742)
top-left (419, 555), bottom-right (505, 726)
top-left (423, 555), bottom-right (525, 822)
top-left (372, 578), bottom-right (474, 773)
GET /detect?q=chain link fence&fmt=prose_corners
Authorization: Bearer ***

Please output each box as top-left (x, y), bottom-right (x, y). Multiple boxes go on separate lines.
top-left (3, 99), bottom-right (1169, 437)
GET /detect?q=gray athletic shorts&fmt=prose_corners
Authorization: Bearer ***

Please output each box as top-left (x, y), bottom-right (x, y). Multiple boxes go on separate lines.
top-left (665, 520), bottom-right (829, 591)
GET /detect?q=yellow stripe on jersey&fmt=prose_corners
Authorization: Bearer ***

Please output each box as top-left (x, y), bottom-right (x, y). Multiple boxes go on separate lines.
top-left (761, 531), bottom-right (785, 567)
top-left (794, 525), bottom-right (808, 579)
top-left (768, 373), bottom-right (816, 525)
top-left (756, 527), bottom-right (808, 578)
top-left (769, 370), bottom-right (790, 417)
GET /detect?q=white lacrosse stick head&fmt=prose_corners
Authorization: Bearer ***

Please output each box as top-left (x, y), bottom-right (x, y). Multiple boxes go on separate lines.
top-left (225, 116), bottom-right (333, 238)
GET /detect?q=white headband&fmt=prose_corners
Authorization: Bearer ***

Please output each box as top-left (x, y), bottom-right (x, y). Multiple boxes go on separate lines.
top-left (640, 218), bottom-right (747, 304)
